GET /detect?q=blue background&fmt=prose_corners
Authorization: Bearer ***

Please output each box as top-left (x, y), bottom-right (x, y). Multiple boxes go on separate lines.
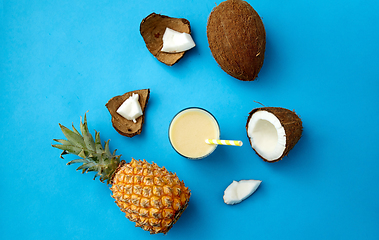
top-left (1, 0), bottom-right (379, 239)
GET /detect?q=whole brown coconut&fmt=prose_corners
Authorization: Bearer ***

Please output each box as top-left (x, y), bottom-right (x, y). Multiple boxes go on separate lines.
top-left (207, 0), bottom-right (266, 81)
top-left (106, 89), bottom-right (150, 138)
top-left (246, 107), bottom-right (302, 162)
top-left (140, 13), bottom-right (192, 66)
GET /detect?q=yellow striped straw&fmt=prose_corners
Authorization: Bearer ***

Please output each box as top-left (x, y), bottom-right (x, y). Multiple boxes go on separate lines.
top-left (205, 139), bottom-right (243, 147)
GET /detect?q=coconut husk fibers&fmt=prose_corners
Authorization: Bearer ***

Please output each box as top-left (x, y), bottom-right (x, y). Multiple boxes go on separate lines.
top-left (106, 89), bottom-right (150, 138)
top-left (140, 13), bottom-right (191, 66)
top-left (207, 0), bottom-right (266, 81)
top-left (246, 107), bottom-right (303, 162)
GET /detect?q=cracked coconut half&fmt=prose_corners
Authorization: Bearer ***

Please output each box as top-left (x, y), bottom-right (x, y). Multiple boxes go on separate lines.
top-left (246, 107), bottom-right (302, 162)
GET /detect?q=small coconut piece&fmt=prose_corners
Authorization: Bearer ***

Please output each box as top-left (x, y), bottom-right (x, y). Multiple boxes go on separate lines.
top-left (223, 180), bottom-right (261, 205)
top-left (140, 13), bottom-right (192, 66)
top-left (207, 0), bottom-right (266, 81)
top-left (161, 28), bottom-right (195, 53)
top-left (106, 89), bottom-right (150, 138)
top-left (116, 93), bottom-right (143, 123)
top-left (246, 107), bottom-right (303, 162)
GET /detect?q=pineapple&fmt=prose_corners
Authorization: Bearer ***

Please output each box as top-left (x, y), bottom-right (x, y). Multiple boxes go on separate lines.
top-left (52, 114), bottom-right (191, 234)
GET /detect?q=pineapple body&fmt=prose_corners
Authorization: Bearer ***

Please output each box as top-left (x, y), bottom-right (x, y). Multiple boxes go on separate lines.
top-left (111, 158), bottom-right (190, 234)
top-left (52, 114), bottom-right (191, 234)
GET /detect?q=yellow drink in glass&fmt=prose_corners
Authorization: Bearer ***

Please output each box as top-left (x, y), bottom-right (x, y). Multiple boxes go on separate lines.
top-left (169, 108), bottom-right (220, 159)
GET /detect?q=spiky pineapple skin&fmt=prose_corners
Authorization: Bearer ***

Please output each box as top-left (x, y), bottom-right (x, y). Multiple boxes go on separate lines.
top-left (111, 158), bottom-right (190, 234)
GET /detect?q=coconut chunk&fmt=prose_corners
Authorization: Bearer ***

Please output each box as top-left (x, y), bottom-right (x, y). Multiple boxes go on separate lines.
top-left (116, 93), bottom-right (143, 123)
top-left (223, 180), bottom-right (261, 205)
top-left (106, 89), bottom-right (150, 138)
top-left (246, 107), bottom-right (303, 162)
top-left (140, 13), bottom-right (192, 66)
top-left (161, 28), bottom-right (195, 53)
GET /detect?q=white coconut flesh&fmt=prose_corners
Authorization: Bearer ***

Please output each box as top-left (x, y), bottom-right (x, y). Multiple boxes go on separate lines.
top-left (247, 111), bottom-right (286, 161)
top-left (223, 180), bottom-right (262, 205)
top-left (161, 27), bottom-right (196, 53)
top-left (116, 93), bottom-right (143, 123)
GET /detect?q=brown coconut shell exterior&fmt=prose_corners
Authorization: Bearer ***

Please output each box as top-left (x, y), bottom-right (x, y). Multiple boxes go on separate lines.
top-left (246, 107), bottom-right (303, 162)
top-left (207, 0), bottom-right (266, 81)
top-left (106, 89), bottom-right (150, 138)
top-left (140, 13), bottom-right (191, 66)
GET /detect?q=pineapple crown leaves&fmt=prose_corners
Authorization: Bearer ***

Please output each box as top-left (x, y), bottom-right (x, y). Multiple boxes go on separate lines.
top-left (52, 113), bottom-right (121, 185)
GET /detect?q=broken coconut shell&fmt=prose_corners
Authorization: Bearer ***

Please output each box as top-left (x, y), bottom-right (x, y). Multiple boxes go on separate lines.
top-left (246, 107), bottom-right (302, 162)
top-left (140, 13), bottom-right (191, 66)
top-left (106, 89), bottom-right (150, 138)
top-left (207, 0), bottom-right (266, 81)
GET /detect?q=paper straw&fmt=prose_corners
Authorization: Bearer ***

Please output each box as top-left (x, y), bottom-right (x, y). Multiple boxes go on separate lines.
top-left (205, 139), bottom-right (243, 147)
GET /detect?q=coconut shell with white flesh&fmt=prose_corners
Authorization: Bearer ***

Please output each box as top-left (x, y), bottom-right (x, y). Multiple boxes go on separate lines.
top-left (106, 89), bottom-right (150, 138)
top-left (246, 107), bottom-right (302, 162)
top-left (207, 0), bottom-right (266, 81)
top-left (140, 13), bottom-right (192, 66)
